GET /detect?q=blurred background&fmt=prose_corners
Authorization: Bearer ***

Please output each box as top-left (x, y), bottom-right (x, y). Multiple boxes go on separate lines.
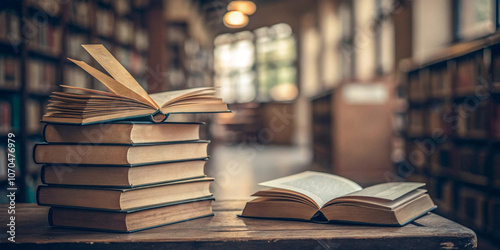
top-left (0, 0), bottom-right (500, 247)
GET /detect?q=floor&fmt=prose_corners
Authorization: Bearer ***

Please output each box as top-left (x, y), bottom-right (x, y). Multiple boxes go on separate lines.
top-left (205, 143), bottom-right (312, 200)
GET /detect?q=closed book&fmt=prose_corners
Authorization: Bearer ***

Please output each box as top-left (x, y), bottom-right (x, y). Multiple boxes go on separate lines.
top-left (43, 122), bottom-right (202, 144)
top-left (41, 159), bottom-right (207, 187)
top-left (33, 140), bottom-right (209, 166)
top-left (49, 198), bottom-right (214, 232)
top-left (37, 177), bottom-right (213, 210)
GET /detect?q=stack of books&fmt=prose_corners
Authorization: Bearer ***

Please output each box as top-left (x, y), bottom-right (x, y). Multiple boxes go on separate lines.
top-left (33, 44), bottom-right (229, 232)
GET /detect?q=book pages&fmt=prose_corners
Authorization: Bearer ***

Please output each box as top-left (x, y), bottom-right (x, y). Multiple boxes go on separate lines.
top-left (67, 58), bottom-right (156, 107)
top-left (343, 182), bottom-right (426, 201)
top-left (259, 171), bottom-right (362, 208)
top-left (81, 44), bottom-right (159, 109)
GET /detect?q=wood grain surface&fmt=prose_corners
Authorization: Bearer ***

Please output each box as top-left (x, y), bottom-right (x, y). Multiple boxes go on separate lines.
top-left (0, 200), bottom-right (477, 249)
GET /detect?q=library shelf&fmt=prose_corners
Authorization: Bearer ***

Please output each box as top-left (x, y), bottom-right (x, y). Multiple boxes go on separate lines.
top-left (401, 33), bottom-right (500, 242)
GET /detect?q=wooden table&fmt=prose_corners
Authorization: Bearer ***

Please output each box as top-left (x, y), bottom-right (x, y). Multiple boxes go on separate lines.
top-left (0, 200), bottom-right (477, 249)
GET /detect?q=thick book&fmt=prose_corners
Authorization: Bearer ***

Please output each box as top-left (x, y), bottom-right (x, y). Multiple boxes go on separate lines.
top-left (41, 159), bottom-right (207, 187)
top-left (37, 177), bottom-right (213, 210)
top-left (42, 44), bottom-right (229, 125)
top-left (33, 140), bottom-right (209, 166)
top-left (241, 171), bottom-right (437, 226)
top-left (49, 198), bottom-right (214, 233)
top-left (43, 122), bottom-right (202, 144)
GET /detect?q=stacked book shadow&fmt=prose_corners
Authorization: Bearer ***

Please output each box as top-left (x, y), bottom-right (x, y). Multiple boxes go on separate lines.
top-left (34, 122), bottom-right (215, 232)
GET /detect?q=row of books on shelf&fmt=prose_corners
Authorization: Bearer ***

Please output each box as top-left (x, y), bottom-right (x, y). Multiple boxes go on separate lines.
top-left (99, 0), bottom-right (150, 16)
top-left (68, 33), bottom-right (147, 74)
top-left (115, 46), bottom-right (147, 76)
top-left (456, 102), bottom-right (489, 138)
top-left (407, 50), bottom-right (488, 102)
top-left (455, 52), bottom-right (487, 96)
top-left (28, 18), bottom-right (62, 56)
top-left (428, 63), bottom-right (452, 99)
top-left (69, 0), bottom-right (90, 28)
top-left (96, 8), bottom-right (113, 38)
top-left (67, 32), bottom-right (91, 61)
top-left (0, 9), bottom-right (21, 45)
top-left (26, 0), bottom-right (150, 21)
top-left (26, 0), bottom-right (61, 17)
top-left (407, 101), bottom-right (494, 138)
top-left (6, 59), bottom-right (123, 95)
top-left (492, 44), bottom-right (500, 86)
top-left (456, 187), bottom-right (490, 231)
top-left (64, 65), bottom-right (91, 89)
top-left (96, 9), bottom-right (148, 48)
top-left (115, 18), bottom-right (133, 45)
top-left (408, 174), bottom-right (499, 235)
top-left (0, 97), bottom-right (20, 135)
top-left (454, 145), bottom-right (489, 184)
top-left (0, 101), bottom-right (13, 135)
top-left (406, 141), bottom-right (500, 184)
top-left (166, 25), bottom-right (213, 89)
top-left (0, 55), bottom-right (20, 90)
top-left (26, 59), bottom-right (57, 93)
top-left (26, 99), bottom-right (46, 134)
top-left (2, 6), bottom-right (148, 54)
top-left (26, 0), bottom-right (146, 18)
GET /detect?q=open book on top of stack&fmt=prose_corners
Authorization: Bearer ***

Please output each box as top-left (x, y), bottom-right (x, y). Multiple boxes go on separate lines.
top-left (34, 44), bottom-right (228, 232)
top-left (241, 171), bottom-right (437, 226)
top-left (42, 44), bottom-right (229, 125)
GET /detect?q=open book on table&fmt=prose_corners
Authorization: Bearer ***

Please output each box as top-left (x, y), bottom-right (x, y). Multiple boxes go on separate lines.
top-left (42, 44), bottom-right (229, 125)
top-left (241, 171), bottom-right (437, 226)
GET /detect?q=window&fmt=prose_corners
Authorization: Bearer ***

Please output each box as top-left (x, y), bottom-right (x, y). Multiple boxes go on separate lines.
top-left (214, 31), bottom-right (256, 103)
top-left (214, 23), bottom-right (297, 103)
top-left (456, 0), bottom-right (496, 40)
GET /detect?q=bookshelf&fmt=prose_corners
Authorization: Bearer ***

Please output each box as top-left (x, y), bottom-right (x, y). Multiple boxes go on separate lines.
top-left (310, 79), bottom-right (394, 186)
top-left (165, 21), bottom-right (213, 91)
top-left (311, 91), bottom-right (334, 168)
top-left (163, 16), bottom-right (215, 140)
top-left (0, 0), bottom-right (150, 203)
top-left (401, 34), bottom-right (500, 242)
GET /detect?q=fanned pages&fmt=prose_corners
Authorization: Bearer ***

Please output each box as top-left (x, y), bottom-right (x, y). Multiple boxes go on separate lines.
top-left (66, 58), bottom-right (157, 108)
top-left (81, 44), bottom-right (158, 107)
top-left (42, 44), bottom-right (229, 125)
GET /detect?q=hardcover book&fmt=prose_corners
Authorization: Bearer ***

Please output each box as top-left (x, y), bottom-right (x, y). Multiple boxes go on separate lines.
top-left (43, 122), bottom-right (203, 144)
top-left (41, 159), bottom-right (207, 187)
top-left (37, 177), bottom-right (213, 210)
top-left (42, 44), bottom-right (229, 125)
top-left (49, 197), bottom-right (214, 232)
top-left (33, 140), bottom-right (209, 166)
top-left (241, 171), bottom-right (437, 226)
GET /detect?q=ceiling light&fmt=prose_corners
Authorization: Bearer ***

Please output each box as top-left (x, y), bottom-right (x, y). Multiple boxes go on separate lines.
top-left (223, 11), bottom-right (249, 29)
top-left (227, 1), bottom-right (256, 15)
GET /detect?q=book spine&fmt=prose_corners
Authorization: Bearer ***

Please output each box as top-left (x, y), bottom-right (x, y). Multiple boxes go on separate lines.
top-left (36, 185), bottom-right (42, 206)
top-left (48, 207), bottom-right (54, 227)
top-left (150, 110), bottom-right (166, 123)
top-left (40, 165), bottom-right (46, 184)
top-left (42, 123), bottom-right (48, 142)
top-left (32, 143), bottom-right (39, 164)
